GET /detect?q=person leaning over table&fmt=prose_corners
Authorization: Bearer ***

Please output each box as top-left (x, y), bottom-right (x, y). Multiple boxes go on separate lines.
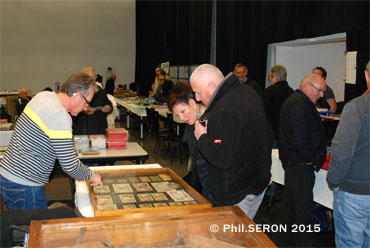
top-left (327, 61), bottom-right (370, 248)
top-left (190, 64), bottom-right (272, 220)
top-left (0, 72), bottom-right (103, 210)
top-left (167, 82), bottom-right (215, 205)
top-left (154, 73), bottom-right (173, 103)
top-left (279, 73), bottom-right (327, 247)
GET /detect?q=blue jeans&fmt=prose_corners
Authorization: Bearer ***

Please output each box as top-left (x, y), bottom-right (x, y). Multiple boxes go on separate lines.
top-left (0, 174), bottom-right (47, 210)
top-left (334, 189), bottom-right (370, 248)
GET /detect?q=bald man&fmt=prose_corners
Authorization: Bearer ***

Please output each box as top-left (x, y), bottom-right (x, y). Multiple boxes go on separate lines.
top-left (73, 66), bottom-right (112, 135)
top-left (279, 73), bottom-right (327, 247)
top-left (15, 88), bottom-right (31, 117)
top-left (191, 64), bottom-right (272, 219)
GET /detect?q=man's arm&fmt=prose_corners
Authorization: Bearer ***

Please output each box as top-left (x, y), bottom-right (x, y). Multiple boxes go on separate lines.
top-left (51, 139), bottom-right (102, 185)
top-left (195, 109), bottom-right (244, 170)
top-left (326, 98), bottom-right (337, 117)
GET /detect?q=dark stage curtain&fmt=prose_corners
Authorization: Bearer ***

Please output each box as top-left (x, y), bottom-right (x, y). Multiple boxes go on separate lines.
top-left (135, 1), bottom-right (212, 96)
top-left (216, 1), bottom-right (369, 99)
top-left (216, 1), bottom-right (267, 89)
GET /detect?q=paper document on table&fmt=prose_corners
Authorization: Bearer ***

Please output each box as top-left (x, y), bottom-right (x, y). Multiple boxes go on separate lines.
top-left (345, 51), bottom-right (357, 84)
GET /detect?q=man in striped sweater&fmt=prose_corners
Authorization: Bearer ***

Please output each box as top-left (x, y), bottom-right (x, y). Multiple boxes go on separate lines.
top-left (0, 72), bottom-right (103, 210)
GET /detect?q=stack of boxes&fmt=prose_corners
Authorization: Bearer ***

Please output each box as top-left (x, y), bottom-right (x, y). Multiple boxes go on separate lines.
top-left (106, 128), bottom-right (128, 149)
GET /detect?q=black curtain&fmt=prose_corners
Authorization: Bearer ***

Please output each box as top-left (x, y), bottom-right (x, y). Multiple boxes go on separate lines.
top-left (216, 1), bottom-right (369, 99)
top-left (135, 0), bottom-right (212, 96)
top-left (216, 1), bottom-right (267, 88)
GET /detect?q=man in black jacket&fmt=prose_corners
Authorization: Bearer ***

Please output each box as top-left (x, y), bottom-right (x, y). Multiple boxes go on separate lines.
top-left (279, 73), bottom-right (327, 247)
top-left (73, 66), bottom-right (112, 135)
top-left (15, 88), bottom-right (31, 117)
top-left (262, 65), bottom-right (294, 205)
top-left (233, 63), bottom-right (262, 95)
top-left (191, 64), bottom-right (272, 219)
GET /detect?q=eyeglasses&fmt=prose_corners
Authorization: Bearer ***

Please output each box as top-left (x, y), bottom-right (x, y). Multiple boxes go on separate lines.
top-left (309, 83), bottom-right (324, 93)
top-left (80, 94), bottom-right (90, 106)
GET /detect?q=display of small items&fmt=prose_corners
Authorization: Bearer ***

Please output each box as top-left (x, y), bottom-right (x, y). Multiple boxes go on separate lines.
top-left (74, 135), bottom-right (106, 152)
top-left (93, 173), bottom-right (198, 210)
top-left (105, 128), bottom-right (128, 149)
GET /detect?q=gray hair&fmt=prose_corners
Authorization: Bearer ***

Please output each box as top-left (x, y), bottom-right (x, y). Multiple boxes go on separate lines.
top-left (366, 61), bottom-right (370, 72)
top-left (60, 72), bottom-right (94, 97)
top-left (270, 65), bottom-right (287, 81)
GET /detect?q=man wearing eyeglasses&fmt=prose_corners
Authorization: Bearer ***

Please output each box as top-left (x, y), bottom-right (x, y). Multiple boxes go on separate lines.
top-left (0, 72), bottom-right (103, 210)
top-left (279, 73), bottom-right (327, 247)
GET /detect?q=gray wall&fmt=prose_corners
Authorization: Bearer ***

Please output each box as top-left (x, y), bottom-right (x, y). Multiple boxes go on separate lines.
top-left (1, 0), bottom-right (136, 94)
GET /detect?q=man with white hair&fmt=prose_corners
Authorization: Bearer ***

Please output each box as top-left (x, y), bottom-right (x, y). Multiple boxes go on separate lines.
top-left (190, 64), bottom-right (272, 219)
top-left (328, 61), bottom-right (370, 247)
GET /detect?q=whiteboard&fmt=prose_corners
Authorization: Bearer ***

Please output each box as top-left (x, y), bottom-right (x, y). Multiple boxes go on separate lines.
top-left (266, 33), bottom-right (346, 102)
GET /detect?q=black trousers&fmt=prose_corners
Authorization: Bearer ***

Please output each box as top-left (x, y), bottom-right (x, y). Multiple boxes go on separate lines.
top-left (279, 163), bottom-right (315, 247)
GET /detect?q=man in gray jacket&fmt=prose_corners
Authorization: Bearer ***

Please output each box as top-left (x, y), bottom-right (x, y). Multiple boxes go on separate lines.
top-left (327, 61), bottom-right (370, 247)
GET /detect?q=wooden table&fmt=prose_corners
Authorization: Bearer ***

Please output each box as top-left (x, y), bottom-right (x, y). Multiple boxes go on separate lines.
top-left (78, 142), bottom-right (148, 164)
top-left (75, 163), bottom-right (162, 217)
top-left (271, 149), bottom-right (333, 209)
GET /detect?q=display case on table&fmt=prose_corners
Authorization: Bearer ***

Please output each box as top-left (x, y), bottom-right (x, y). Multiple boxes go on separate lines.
top-left (87, 167), bottom-right (210, 217)
top-left (28, 206), bottom-right (276, 247)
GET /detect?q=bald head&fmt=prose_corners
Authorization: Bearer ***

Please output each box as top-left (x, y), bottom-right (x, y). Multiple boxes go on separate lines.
top-left (19, 88), bottom-right (29, 100)
top-left (300, 73), bottom-right (326, 104)
top-left (190, 64), bottom-right (224, 105)
top-left (82, 66), bottom-right (96, 81)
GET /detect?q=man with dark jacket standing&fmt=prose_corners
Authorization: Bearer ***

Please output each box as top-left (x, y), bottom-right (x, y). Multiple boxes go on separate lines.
top-left (191, 64), bottom-right (272, 219)
top-left (279, 73), bottom-right (327, 247)
top-left (262, 65), bottom-right (294, 204)
top-left (327, 61), bottom-right (370, 247)
top-left (233, 63), bottom-right (262, 95)
top-left (73, 66), bottom-right (112, 135)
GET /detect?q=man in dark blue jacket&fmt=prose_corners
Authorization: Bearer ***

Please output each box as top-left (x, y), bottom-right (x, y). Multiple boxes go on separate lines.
top-left (191, 64), bottom-right (272, 219)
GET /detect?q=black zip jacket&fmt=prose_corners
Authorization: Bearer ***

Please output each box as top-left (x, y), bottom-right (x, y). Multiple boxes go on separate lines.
top-left (279, 89), bottom-right (326, 171)
top-left (197, 73), bottom-right (272, 206)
